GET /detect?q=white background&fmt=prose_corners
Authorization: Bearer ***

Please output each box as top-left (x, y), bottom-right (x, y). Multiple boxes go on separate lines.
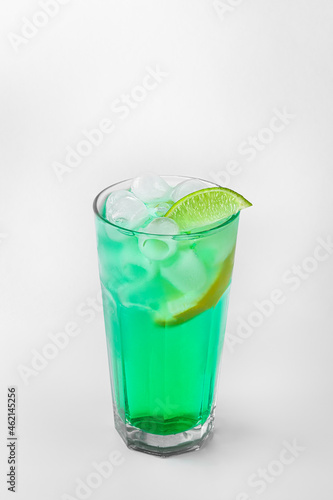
top-left (1, 1), bottom-right (333, 499)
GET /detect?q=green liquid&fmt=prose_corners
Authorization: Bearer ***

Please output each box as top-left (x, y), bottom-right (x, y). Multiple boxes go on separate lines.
top-left (96, 214), bottom-right (238, 436)
top-left (102, 284), bottom-right (230, 435)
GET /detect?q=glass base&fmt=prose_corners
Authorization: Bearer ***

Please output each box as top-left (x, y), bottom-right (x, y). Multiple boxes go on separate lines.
top-left (114, 407), bottom-right (215, 457)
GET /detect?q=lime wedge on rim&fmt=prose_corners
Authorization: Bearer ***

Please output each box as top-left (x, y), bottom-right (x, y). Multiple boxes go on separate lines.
top-left (155, 187), bottom-right (252, 326)
top-left (165, 187), bottom-right (252, 231)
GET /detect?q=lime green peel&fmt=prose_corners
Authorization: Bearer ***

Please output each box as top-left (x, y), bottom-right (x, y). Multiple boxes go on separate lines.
top-left (165, 187), bottom-right (252, 231)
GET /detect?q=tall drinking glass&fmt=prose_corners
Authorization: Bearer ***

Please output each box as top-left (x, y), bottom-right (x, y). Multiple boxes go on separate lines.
top-left (93, 176), bottom-right (240, 456)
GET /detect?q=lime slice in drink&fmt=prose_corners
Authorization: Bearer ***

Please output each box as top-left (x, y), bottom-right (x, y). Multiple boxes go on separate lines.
top-left (155, 247), bottom-right (236, 326)
top-left (155, 187), bottom-right (252, 326)
top-left (165, 187), bottom-right (252, 231)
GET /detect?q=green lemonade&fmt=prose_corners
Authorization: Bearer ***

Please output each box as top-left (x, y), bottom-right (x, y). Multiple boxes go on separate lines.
top-left (96, 210), bottom-right (239, 436)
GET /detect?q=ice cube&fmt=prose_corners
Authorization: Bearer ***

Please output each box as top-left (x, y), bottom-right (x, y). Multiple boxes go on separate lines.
top-left (143, 217), bottom-right (179, 234)
top-left (138, 218), bottom-right (179, 261)
top-left (106, 237), bottom-right (157, 293)
top-left (194, 218), bottom-right (238, 267)
top-left (171, 178), bottom-right (209, 202)
top-left (147, 200), bottom-right (173, 217)
top-left (131, 174), bottom-right (172, 203)
top-left (118, 274), bottom-right (165, 310)
top-left (160, 249), bottom-right (207, 293)
top-left (117, 239), bottom-right (159, 307)
top-left (105, 190), bottom-right (149, 230)
top-left (121, 240), bottom-right (157, 283)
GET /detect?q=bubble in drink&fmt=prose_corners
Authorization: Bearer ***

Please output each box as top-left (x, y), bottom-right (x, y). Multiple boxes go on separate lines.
top-left (171, 179), bottom-right (209, 202)
top-left (106, 190), bottom-right (149, 230)
top-left (138, 218), bottom-right (179, 261)
top-left (131, 174), bottom-right (172, 203)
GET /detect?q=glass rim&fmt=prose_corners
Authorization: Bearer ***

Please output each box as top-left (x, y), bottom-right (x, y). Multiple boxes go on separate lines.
top-left (93, 175), bottom-right (240, 238)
